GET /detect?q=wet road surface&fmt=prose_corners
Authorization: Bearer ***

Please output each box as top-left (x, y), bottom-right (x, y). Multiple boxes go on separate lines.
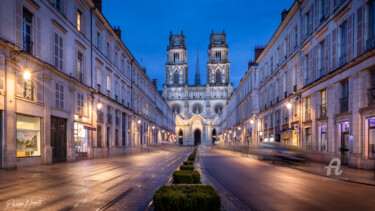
top-left (0, 146), bottom-right (192, 211)
top-left (200, 147), bottom-right (375, 211)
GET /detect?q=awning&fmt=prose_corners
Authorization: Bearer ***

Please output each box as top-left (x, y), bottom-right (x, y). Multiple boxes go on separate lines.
top-left (77, 122), bottom-right (96, 131)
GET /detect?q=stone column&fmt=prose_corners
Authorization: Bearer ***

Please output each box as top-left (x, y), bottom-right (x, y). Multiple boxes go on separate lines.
top-left (43, 74), bottom-right (52, 164)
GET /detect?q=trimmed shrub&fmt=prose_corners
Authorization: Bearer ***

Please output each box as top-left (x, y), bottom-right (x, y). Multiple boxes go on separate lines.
top-left (188, 154), bottom-right (195, 161)
top-left (180, 164), bottom-right (194, 171)
top-left (154, 185), bottom-right (220, 211)
top-left (173, 170), bottom-right (200, 184)
top-left (183, 161), bottom-right (194, 165)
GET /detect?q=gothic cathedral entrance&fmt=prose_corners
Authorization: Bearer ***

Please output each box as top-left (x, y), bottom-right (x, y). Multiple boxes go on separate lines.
top-left (194, 129), bottom-right (201, 145)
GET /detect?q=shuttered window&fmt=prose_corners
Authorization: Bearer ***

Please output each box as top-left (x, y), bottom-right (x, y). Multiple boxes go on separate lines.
top-left (55, 83), bottom-right (64, 109)
top-left (77, 93), bottom-right (84, 114)
top-left (54, 33), bottom-right (63, 71)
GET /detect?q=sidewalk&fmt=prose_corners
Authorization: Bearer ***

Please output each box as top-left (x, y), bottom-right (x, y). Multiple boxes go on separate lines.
top-left (213, 145), bottom-right (375, 186)
top-left (289, 161), bottom-right (375, 186)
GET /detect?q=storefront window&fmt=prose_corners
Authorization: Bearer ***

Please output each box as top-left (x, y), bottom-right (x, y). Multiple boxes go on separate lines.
top-left (74, 122), bottom-right (88, 153)
top-left (320, 125), bottom-right (328, 152)
top-left (369, 118), bottom-right (375, 159)
top-left (16, 114), bottom-right (41, 157)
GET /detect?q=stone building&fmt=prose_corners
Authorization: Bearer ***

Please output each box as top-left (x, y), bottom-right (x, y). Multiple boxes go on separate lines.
top-left (0, 0), bottom-right (175, 169)
top-left (163, 31), bottom-right (233, 146)
top-left (218, 0), bottom-right (375, 170)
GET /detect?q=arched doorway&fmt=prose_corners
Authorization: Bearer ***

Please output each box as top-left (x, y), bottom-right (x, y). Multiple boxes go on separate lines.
top-left (212, 129), bottom-right (217, 144)
top-left (178, 129), bottom-right (183, 145)
top-left (194, 129), bottom-right (201, 145)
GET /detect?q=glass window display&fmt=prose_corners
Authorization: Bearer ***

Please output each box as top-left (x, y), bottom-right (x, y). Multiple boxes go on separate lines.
top-left (16, 114), bottom-right (41, 157)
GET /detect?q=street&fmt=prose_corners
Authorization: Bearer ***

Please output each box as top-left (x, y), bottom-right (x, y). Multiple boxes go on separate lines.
top-left (200, 147), bottom-right (375, 211)
top-left (0, 146), bottom-right (192, 211)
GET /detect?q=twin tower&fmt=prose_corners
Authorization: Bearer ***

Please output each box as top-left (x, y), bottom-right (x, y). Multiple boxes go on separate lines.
top-left (165, 30), bottom-right (231, 87)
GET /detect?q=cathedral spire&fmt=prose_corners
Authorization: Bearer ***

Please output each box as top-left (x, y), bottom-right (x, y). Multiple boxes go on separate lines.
top-left (195, 49), bottom-right (201, 85)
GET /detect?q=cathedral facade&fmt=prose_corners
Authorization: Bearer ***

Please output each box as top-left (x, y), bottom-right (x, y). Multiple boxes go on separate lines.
top-left (163, 31), bottom-right (233, 146)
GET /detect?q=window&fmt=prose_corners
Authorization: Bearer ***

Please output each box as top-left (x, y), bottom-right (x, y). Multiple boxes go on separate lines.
top-left (216, 70), bottom-right (222, 83)
top-left (96, 32), bottom-right (101, 50)
top-left (121, 59), bottom-right (125, 74)
top-left (192, 103), bottom-right (203, 114)
top-left (340, 80), bottom-right (349, 112)
top-left (339, 22), bottom-right (347, 65)
top-left (97, 67), bottom-right (102, 90)
top-left (294, 26), bottom-right (298, 48)
top-left (106, 42), bottom-right (110, 59)
top-left (55, 83), bottom-right (64, 109)
top-left (305, 96), bottom-right (311, 121)
top-left (319, 41), bottom-right (325, 76)
top-left (270, 57), bottom-right (273, 73)
top-left (114, 51), bottom-right (118, 66)
top-left (173, 71), bottom-right (179, 84)
top-left (215, 51), bottom-right (221, 61)
top-left (319, 0), bottom-right (325, 23)
top-left (77, 10), bottom-right (82, 31)
top-left (54, 33), bottom-right (63, 71)
top-left (77, 93), bottom-right (84, 114)
top-left (214, 104), bottom-right (223, 114)
top-left (107, 74), bottom-right (111, 91)
top-left (320, 89), bottom-right (327, 117)
top-left (77, 51), bottom-right (83, 83)
top-left (305, 11), bottom-right (310, 36)
top-left (173, 53), bottom-right (179, 63)
top-left (23, 8), bottom-right (33, 54)
top-left (304, 54), bottom-right (309, 84)
top-left (293, 65), bottom-right (297, 91)
top-left (16, 114), bottom-right (41, 157)
top-left (54, 0), bottom-right (63, 13)
top-left (369, 1), bottom-right (375, 39)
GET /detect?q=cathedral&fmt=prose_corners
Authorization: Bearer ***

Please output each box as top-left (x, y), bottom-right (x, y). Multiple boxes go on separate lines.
top-left (163, 30), bottom-right (233, 146)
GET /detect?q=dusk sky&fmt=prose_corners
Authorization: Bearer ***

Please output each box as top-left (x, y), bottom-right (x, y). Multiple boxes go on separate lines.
top-left (103, 0), bottom-right (295, 90)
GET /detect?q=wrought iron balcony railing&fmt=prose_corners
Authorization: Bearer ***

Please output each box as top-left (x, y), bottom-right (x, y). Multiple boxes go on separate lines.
top-left (319, 104), bottom-right (327, 118)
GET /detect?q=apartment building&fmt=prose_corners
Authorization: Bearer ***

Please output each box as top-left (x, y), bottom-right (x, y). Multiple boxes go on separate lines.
top-left (0, 0), bottom-right (175, 169)
top-left (218, 0), bottom-right (375, 170)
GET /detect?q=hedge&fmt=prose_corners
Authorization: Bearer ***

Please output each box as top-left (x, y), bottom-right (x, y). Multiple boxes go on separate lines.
top-left (183, 161), bottom-right (194, 165)
top-left (173, 170), bottom-right (200, 184)
top-left (154, 185), bottom-right (220, 211)
top-left (188, 149), bottom-right (197, 161)
top-left (180, 164), bottom-right (194, 171)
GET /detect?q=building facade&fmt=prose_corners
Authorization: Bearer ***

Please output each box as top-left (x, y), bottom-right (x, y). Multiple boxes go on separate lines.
top-left (218, 0), bottom-right (375, 170)
top-left (163, 31), bottom-right (233, 146)
top-left (0, 0), bottom-right (175, 169)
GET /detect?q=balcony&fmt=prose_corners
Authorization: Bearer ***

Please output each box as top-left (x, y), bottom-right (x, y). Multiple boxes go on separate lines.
top-left (305, 109), bottom-right (311, 121)
top-left (294, 85), bottom-right (297, 92)
top-left (284, 91), bottom-right (287, 98)
top-left (97, 84), bottom-right (101, 92)
top-left (115, 95), bottom-right (118, 102)
top-left (115, 116), bottom-right (120, 125)
top-left (78, 72), bottom-right (84, 83)
top-left (340, 97), bottom-right (349, 113)
top-left (107, 114), bottom-right (113, 124)
top-left (339, 54), bottom-right (347, 67)
top-left (319, 104), bottom-right (327, 118)
top-left (97, 111), bottom-right (104, 122)
top-left (107, 89), bottom-right (111, 96)
top-left (368, 85), bottom-right (375, 106)
top-left (122, 99), bottom-right (125, 105)
top-left (366, 36), bottom-right (375, 51)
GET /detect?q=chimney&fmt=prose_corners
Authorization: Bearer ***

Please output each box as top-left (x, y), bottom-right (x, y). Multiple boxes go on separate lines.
top-left (92, 0), bottom-right (102, 12)
top-left (152, 79), bottom-right (158, 88)
top-left (254, 46), bottom-right (265, 61)
top-left (113, 26), bottom-right (121, 39)
top-left (281, 9), bottom-right (288, 22)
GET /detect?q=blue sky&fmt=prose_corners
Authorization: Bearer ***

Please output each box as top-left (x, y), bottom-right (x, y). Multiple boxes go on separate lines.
top-left (103, 0), bottom-right (295, 90)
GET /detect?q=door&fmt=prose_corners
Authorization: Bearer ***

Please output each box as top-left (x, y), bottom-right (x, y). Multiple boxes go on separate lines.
top-left (51, 116), bottom-right (67, 163)
top-left (341, 133), bottom-right (350, 166)
top-left (194, 129), bottom-right (201, 146)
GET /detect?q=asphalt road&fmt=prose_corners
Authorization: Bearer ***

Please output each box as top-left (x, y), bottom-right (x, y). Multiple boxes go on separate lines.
top-left (0, 146), bottom-right (192, 211)
top-left (200, 147), bottom-right (375, 211)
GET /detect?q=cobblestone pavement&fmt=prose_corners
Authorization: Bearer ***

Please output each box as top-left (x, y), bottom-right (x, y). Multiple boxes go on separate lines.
top-left (200, 147), bottom-right (375, 211)
top-left (0, 146), bottom-right (192, 211)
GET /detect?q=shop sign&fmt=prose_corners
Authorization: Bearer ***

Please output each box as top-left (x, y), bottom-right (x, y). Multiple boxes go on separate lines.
top-left (341, 122), bottom-right (350, 132)
top-left (285, 128), bottom-right (294, 133)
top-left (276, 130), bottom-right (283, 135)
top-left (369, 118), bottom-right (375, 128)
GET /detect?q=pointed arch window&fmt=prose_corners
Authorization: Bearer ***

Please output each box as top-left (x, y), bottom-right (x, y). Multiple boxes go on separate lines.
top-left (216, 70), bottom-right (222, 83)
top-left (173, 71), bottom-right (179, 84)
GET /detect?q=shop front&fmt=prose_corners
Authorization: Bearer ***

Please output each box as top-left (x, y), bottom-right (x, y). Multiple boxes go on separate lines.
top-left (319, 125), bottom-right (328, 152)
top-left (16, 114), bottom-right (41, 158)
top-left (368, 117), bottom-right (375, 159)
top-left (74, 121), bottom-right (96, 160)
top-left (340, 121), bottom-right (350, 165)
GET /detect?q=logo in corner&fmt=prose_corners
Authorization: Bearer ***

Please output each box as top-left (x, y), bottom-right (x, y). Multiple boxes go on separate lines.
top-left (324, 158), bottom-right (343, 176)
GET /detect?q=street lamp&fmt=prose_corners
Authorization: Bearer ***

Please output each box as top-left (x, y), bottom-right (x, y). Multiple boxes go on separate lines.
top-left (152, 126), bottom-right (155, 129)
top-left (286, 102), bottom-right (292, 110)
top-left (250, 119), bottom-right (254, 124)
top-left (23, 69), bottom-right (31, 81)
top-left (137, 119), bottom-right (141, 124)
top-left (238, 127), bottom-right (241, 130)
top-left (97, 102), bottom-right (103, 110)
